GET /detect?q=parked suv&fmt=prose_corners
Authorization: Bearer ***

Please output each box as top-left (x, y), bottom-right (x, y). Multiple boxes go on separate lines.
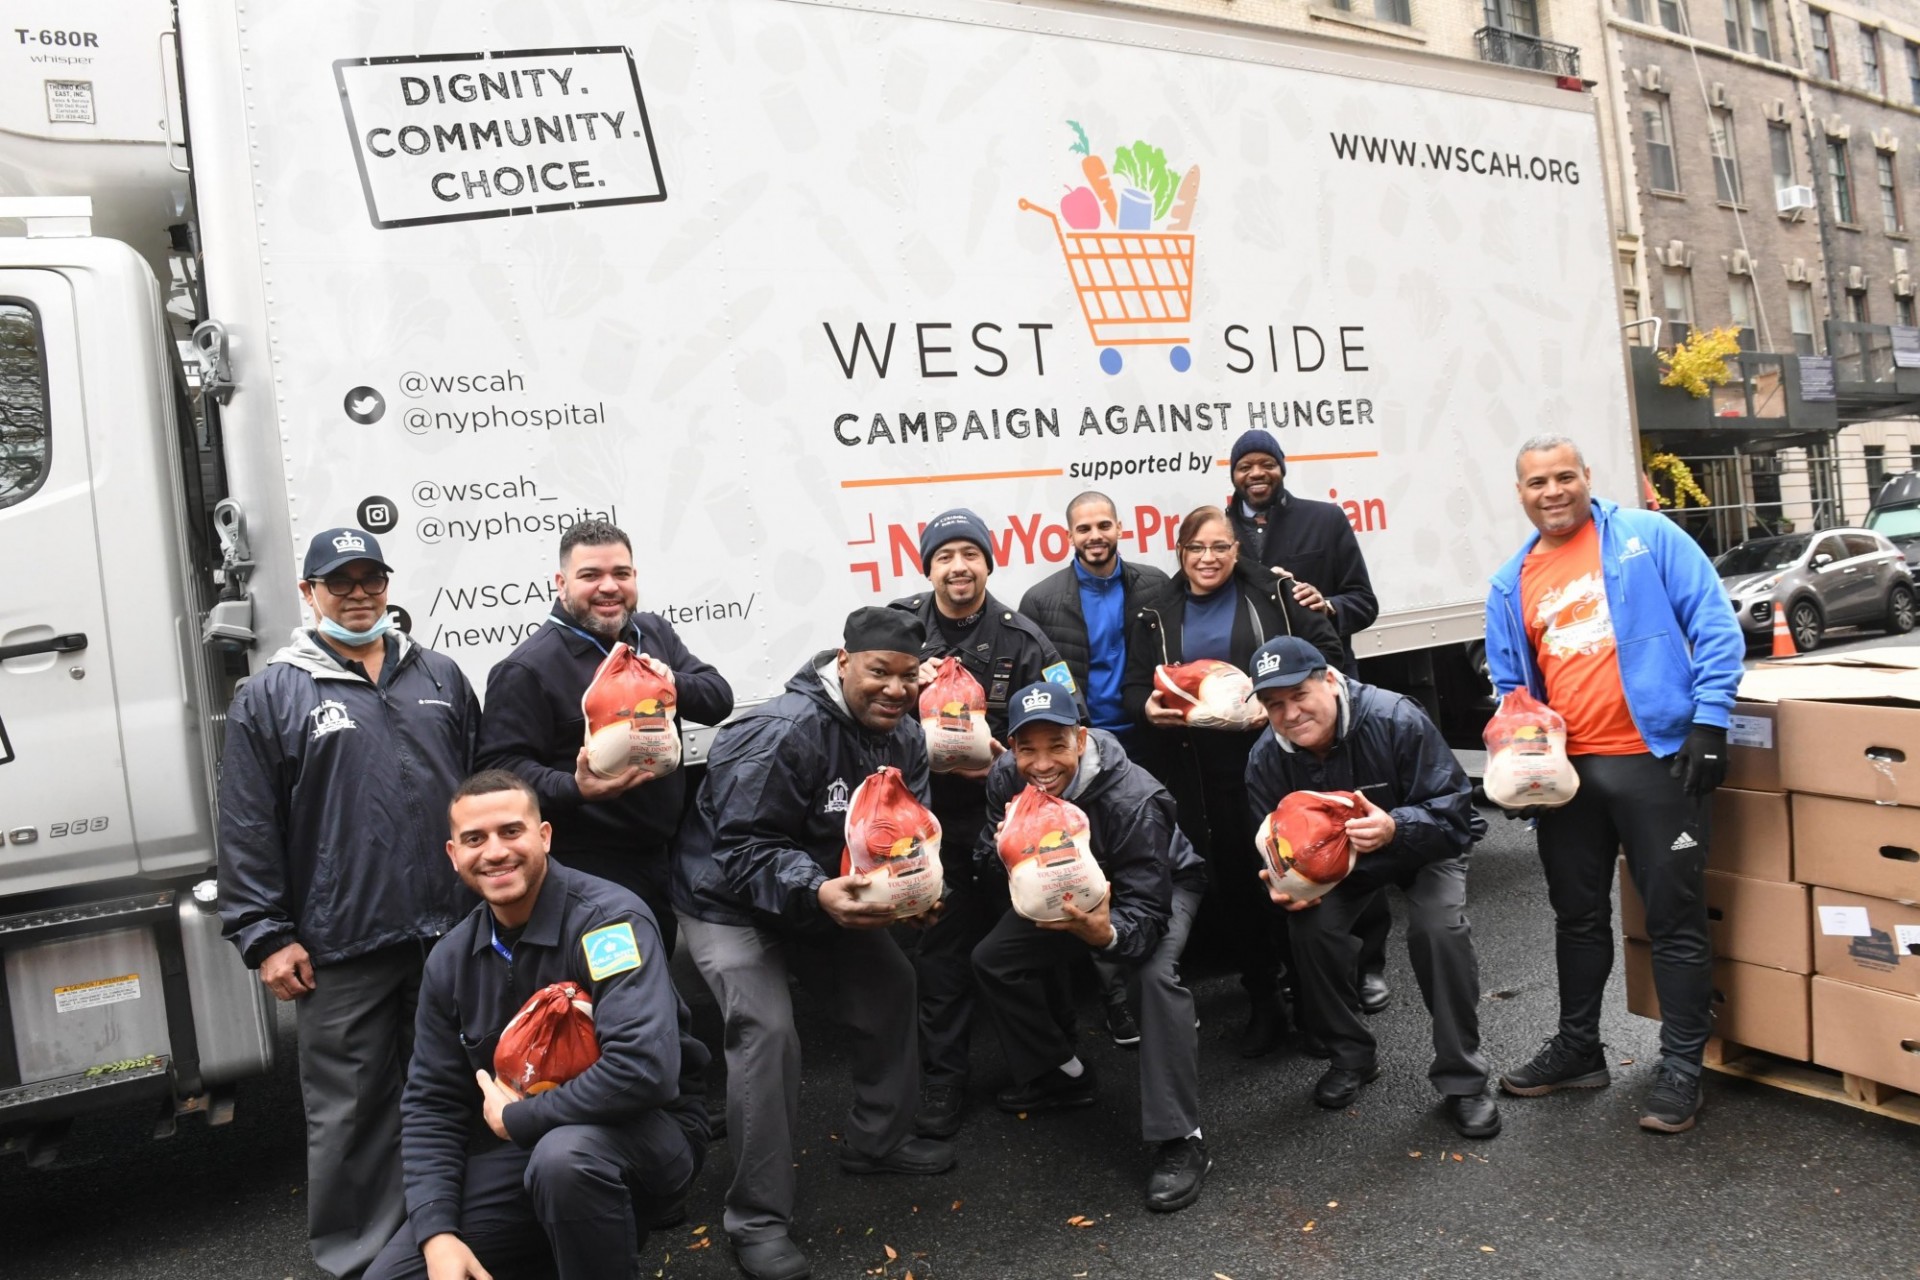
top-left (1865, 471), bottom-right (1920, 573)
top-left (1715, 529), bottom-right (1916, 651)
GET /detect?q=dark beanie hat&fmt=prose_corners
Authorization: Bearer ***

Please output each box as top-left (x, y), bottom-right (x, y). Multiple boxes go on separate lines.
top-left (1230, 429), bottom-right (1285, 468)
top-left (918, 508), bottom-right (995, 573)
top-left (842, 606), bottom-right (925, 656)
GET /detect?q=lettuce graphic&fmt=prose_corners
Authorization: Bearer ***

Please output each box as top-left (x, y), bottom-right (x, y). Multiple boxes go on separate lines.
top-left (1112, 140), bottom-right (1179, 220)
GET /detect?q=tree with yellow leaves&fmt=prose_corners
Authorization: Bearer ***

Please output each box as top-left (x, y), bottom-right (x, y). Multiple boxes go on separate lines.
top-left (1657, 326), bottom-right (1743, 398)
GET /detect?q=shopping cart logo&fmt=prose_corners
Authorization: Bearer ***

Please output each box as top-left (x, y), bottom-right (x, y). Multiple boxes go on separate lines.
top-left (1022, 121), bottom-right (1200, 376)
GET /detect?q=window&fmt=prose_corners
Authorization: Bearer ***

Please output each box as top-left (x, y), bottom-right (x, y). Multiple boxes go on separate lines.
top-left (1750, 0), bottom-right (1773, 58)
top-left (1644, 97), bottom-right (1680, 192)
top-left (1729, 277), bottom-right (1756, 331)
top-left (1662, 268), bottom-right (1695, 325)
top-left (1333, 0), bottom-right (1411, 22)
top-left (1866, 445), bottom-right (1889, 494)
top-left (1623, 0), bottom-right (1649, 21)
top-left (1900, 294), bottom-right (1917, 326)
top-left (1770, 123), bottom-right (1797, 192)
top-left (1811, 10), bottom-right (1835, 78)
top-left (1847, 290), bottom-right (1869, 323)
top-left (1484, 0), bottom-right (1539, 34)
top-left (0, 300), bottom-right (48, 511)
top-left (1879, 150), bottom-right (1904, 231)
top-left (1712, 109), bottom-right (1743, 203)
top-left (1863, 27), bottom-right (1884, 95)
top-left (1658, 0), bottom-right (1686, 34)
top-left (1724, 0), bottom-right (1744, 50)
top-left (1842, 531), bottom-right (1881, 559)
top-left (1908, 42), bottom-right (1920, 103)
top-left (1830, 138), bottom-right (1855, 222)
top-left (1789, 283), bottom-right (1817, 354)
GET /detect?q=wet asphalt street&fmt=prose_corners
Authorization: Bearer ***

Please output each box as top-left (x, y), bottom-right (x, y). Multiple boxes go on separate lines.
top-left (7, 794), bottom-right (1920, 1280)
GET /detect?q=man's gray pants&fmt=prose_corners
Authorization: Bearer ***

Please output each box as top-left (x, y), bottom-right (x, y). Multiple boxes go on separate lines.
top-left (682, 918), bottom-right (919, 1244)
top-left (295, 942), bottom-right (425, 1279)
top-left (1289, 857), bottom-right (1489, 1096)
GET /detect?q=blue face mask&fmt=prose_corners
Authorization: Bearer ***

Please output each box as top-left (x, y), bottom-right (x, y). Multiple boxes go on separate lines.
top-left (317, 611), bottom-right (395, 647)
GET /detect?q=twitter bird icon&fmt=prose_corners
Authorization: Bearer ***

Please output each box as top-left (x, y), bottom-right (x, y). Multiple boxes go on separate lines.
top-left (343, 386), bottom-right (387, 425)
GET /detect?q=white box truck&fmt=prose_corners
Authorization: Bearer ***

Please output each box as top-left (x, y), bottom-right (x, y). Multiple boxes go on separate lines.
top-left (0, 0), bottom-right (1638, 1145)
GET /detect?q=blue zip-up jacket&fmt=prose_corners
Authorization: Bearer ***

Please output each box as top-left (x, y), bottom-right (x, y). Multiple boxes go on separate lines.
top-left (1484, 498), bottom-right (1744, 757)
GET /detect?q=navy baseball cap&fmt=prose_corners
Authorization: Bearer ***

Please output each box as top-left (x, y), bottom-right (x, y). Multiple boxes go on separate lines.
top-left (1006, 681), bottom-right (1079, 735)
top-left (303, 527), bottom-right (393, 579)
top-left (1248, 636), bottom-right (1329, 693)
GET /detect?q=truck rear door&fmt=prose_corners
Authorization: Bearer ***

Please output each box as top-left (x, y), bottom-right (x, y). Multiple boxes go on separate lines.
top-left (0, 269), bottom-right (136, 891)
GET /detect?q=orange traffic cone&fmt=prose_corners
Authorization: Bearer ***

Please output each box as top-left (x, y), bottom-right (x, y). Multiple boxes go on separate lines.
top-left (1771, 604), bottom-right (1797, 657)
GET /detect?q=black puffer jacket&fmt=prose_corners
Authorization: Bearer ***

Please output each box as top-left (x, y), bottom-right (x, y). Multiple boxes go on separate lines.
top-left (1226, 489), bottom-right (1379, 666)
top-left (218, 629), bottom-right (479, 968)
top-left (1017, 559), bottom-right (1172, 694)
top-left (1244, 676), bottom-right (1485, 895)
top-left (973, 730), bottom-right (1208, 961)
top-left (671, 655), bottom-right (930, 931)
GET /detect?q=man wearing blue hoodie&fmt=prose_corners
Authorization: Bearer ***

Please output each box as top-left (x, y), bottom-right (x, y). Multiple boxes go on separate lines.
top-left (1484, 436), bottom-right (1744, 1135)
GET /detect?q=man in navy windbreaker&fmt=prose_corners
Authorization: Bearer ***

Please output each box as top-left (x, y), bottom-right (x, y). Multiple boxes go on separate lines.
top-left (218, 528), bottom-right (479, 1278)
top-left (1484, 436), bottom-right (1744, 1135)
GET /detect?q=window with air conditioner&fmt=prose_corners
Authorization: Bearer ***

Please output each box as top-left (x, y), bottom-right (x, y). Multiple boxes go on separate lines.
top-left (1712, 109), bottom-right (1743, 204)
top-left (1863, 27), bottom-right (1885, 95)
top-left (1645, 97), bottom-right (1680, 193)
top-left (1811, 10), bottom-right (1836, 78)
top-left (1789, 283), bottom-right (1817, 354)
top-left (1879, 150), bottom-right (1904, 232)
top-left (1831, 138), bottom-right (1856, 222)
top-left (1770, 122), bottom-right (1796, 192)
top-left (1848, 290), bottom-right (1869, 323)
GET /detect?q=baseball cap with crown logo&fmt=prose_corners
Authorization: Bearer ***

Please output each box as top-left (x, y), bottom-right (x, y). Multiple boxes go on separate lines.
top-left (303, 527), bottom-right (394, 578)
top-left (1006, 681), bottom-right (1080, 735)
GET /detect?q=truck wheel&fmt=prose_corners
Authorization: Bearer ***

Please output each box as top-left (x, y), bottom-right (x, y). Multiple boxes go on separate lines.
top-left (1789, 598), bottom-right (1824, 652)
top-left (1888, 584), bottom-right (1916, 634)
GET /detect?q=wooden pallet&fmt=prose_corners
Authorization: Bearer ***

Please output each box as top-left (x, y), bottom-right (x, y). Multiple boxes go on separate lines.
top-left (1704, 1038), bottom-right (1920, 1126)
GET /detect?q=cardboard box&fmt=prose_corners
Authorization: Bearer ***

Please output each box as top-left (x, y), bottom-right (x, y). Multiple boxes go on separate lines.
top-left (1724, 701), bottom-right (1783, 793)
top-left (1810, 888), bottom-right (1920, 998)
top-left (1708, 788), bottom-right (1793, 882)
top-left (1620, 866), bottom-right (1811, 972)
top-left (1779, 699), bottom-right (1920, 807)
top-left (1625, 940), bottom-right (1811, 1060)
top-left (1811, 976), bottom-right (1920, 1093)
top-left (1790, 794), bottom-right (1920, 902)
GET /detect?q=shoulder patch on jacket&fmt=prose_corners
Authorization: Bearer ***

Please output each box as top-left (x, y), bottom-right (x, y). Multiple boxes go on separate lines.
top-left (1043, 662), bottom-right (1078, 694)
top-left (583, 922), bottom-right (643, 979)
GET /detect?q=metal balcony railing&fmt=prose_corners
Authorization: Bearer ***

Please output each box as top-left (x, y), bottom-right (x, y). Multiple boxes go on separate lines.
top-left (1474, 27), bottom-right (1582, 77)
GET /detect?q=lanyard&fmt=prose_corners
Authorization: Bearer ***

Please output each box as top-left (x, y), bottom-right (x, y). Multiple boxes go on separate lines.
top-left (489, 920), bottom-right (514, 963)
top-left (546, 615), bottom-right (637, 658)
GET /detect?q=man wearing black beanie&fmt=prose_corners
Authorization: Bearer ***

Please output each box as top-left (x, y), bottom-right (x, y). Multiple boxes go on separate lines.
top-left (675, 608), bottom-right (954, 1280)
top-left (889, 507), bottom-right (1079, 1140)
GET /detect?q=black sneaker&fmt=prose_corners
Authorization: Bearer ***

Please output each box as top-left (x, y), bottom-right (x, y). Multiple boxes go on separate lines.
top-left (1499, 1035), bottom-right (1611, 1097)
top-left (1144, 1136), bottom-right (1211, 1212)
top-left (995, 1065), bottom-right (1097, 1113)
top-left (1638, 1062), bottom-right (1704, 1133)
top-left (1105, 990), bottom-right (1142, 1048)
top-left (913, 1081), bottom-right (965, 1139)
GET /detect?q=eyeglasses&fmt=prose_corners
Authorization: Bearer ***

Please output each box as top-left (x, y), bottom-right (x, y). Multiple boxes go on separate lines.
top-left (1181, 542), bottom-right (1236, 558)
top-left (311, 572), bottom-right (389, 597)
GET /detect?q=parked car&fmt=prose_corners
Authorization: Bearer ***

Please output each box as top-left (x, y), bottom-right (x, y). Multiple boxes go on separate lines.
top-left (1715, 529), bottom-right (1916, 651)
top-left (1865, 472), bottom-right (1920, 573)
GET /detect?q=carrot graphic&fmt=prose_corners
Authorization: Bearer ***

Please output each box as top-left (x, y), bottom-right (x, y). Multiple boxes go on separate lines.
top-left (1169, 164), bottom-right (1201, 231)
top-left (1083, 155), bottom-right (1118, 224)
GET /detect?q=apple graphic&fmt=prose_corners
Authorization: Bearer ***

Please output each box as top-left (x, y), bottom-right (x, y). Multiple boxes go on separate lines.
top-left (1060, 184), bottom-right (1101, 230)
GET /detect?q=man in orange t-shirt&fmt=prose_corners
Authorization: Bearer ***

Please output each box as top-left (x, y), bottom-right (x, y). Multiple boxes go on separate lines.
top-left (1482, 435), bottom-right (1745, 1137)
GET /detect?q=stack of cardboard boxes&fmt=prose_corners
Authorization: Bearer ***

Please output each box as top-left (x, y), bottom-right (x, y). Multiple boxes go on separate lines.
top-left (1620, 654), bottom-right (1920, 1108)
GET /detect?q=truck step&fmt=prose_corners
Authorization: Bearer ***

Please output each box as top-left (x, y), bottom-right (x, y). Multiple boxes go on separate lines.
top-left (0, 1056), bottom-right (174, 1128)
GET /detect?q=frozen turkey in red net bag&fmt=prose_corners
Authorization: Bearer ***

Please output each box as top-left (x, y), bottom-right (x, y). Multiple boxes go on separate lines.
top-left (1256, 789), bottom-right (1359, 905)
top-left (581, 643), bottom-right (681, 780)
top-left (1481, 688), bottom-right (1579, 810)
top-left (1153, 660), bottom-right (1264, 730)
top-left (919, 656), bottom-right (992, 773)
top-left (997, 784), bottom-right (1109, 922)
top-left (494, 981), bottom-right (599, 1095)
top-left (840, 766), bottom-right (945, 919)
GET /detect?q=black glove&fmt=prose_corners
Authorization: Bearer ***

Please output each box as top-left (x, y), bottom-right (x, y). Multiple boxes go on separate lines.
top-left (1500, 804), bottom-right (1546, 821)
top-left (1670, 724), bottom-right (1729, 797)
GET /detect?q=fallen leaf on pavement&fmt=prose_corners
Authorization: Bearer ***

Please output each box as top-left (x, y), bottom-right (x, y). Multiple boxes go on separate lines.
top-left (1408, 1150), bottom-right (1422, 1158)
top-left (688, 1238), bottom-right (711, 1252)
top-left (885, 1245), bottom-right (898, 1261)
top-left (1481, 1245), bottom-right (1496, 1253)
top-left (951, 1201), bottom-right (964, 1211)
top-left (1302, 1221), bottom-right (1316, 1233)
top-left (692, 1226), bottom-right (708, 1236)
top-left (1327, 1201), bottom-right (1339, 1208)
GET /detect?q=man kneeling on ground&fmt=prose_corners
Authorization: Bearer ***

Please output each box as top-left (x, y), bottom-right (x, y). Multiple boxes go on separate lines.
top-left (970, 681), bottom-right (1213, 1212)
top-left (366, 770), bottom-right (708, 1280)
top-left (1245, 636), bottom-right (1501, 1140)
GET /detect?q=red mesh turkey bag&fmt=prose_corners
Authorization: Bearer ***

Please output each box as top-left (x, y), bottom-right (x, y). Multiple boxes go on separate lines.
top-left (1153, 660), bottom-right (1263, 730)
top-left (1256, 789), bottom-right (1359, 905)
top-left (581, 643), bottom-right (681, 780)
top-left (1482, 688), bottom-right (1578, 810)
top-left (839, 766), bottom-right (945, 919)
top-left (494, 981), bottom-right (599, 1095)
top-left (996, 784), bottom-right (1109, 922)
top-left (919, 656), bottom-right (992, 773)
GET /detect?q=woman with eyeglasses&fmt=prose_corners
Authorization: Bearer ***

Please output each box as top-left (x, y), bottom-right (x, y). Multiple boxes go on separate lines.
top-left (1122, 505), bottom-right (1345, 1059)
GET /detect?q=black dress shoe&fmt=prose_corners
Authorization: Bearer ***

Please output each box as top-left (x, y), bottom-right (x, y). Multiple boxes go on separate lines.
top-left (1238, 998), bottom-right (1287, 1059)
top-left (995, 1065), bottom-right (1097, 1113)
top-left (1313, 1063), bottom-right (1382, 1109)
top-left (733, 1235), bottom-right (812, 1280)
top-left (837, 1135), bottom-right (957, 1175)
top-left (1144, 1136), bottom-right (1211, 1212)
top-left (1357, 971), bottom-right (1391, 1015)
top-left (913, 1081), bottom-right (965, 1139)
top-left (1446, 1089), bottom-right (1503, 1139)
